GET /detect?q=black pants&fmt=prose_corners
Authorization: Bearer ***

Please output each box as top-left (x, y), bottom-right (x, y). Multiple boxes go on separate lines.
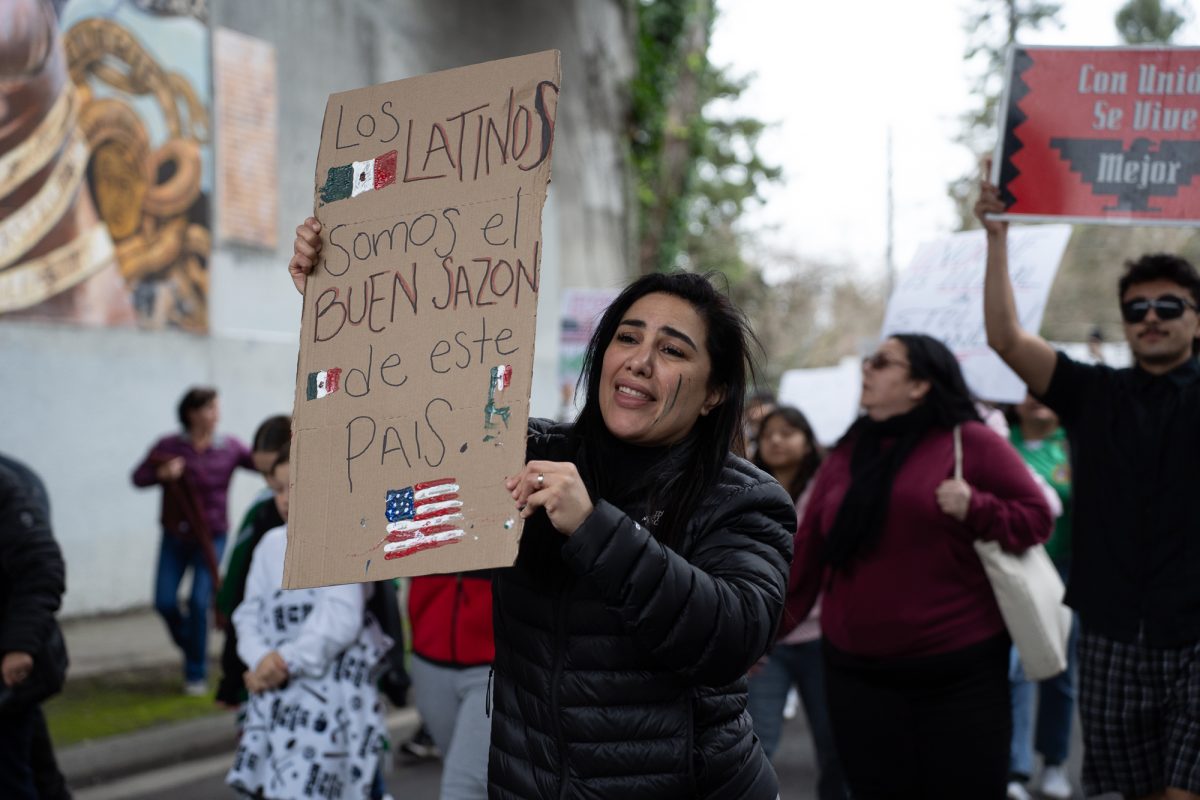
top-left (32, 706), bottom-right (71, 800)
top-left (0, 703), bottom-right (69, 800)
top-left (823, 635), bottom-right (1011, 800)
top-left (0, 702), bottom-right (39, 800)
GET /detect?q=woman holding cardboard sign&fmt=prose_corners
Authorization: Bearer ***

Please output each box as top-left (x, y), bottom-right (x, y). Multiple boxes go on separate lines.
top-left (290, 218), bottom-right (794, 799)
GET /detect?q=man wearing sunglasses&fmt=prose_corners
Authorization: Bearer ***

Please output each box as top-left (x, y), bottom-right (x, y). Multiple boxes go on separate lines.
top-left (977, 179), bottom-right (1200, 800)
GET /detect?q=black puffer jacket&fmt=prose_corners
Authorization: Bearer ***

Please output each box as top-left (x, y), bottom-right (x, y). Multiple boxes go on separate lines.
top-left (0, 461), bottom-right (68, 712)
top-left (488, 421), bottom-right (795, 799)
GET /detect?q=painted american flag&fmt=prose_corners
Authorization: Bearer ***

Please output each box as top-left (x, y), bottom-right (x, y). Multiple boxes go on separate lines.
top-left (383, 478), bottom-right (464, 559)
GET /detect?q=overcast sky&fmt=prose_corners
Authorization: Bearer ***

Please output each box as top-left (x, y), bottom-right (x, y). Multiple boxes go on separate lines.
top-left (709, 0), bottom-right (1199, 282)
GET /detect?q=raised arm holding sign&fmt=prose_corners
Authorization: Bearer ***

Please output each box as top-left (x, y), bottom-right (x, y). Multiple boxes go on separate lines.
top-left (976, 177), bottom-right (1058, 396)
top-left (921, 48), bottom-right (1200, 789)
top-left (977, 171), bottom-right (1200, 799)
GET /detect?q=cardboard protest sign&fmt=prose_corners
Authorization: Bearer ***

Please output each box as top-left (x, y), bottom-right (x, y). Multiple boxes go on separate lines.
top-left (284, 51), bottom-right (560, 589)
top-left (994, 46), bottom-right (1200, 225)
top-left (880, 225), bottom-right (1071, 404)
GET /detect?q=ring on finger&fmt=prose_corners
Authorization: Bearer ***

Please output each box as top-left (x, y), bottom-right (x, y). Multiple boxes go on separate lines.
top-left (536, 472), bottom-right (544, 488)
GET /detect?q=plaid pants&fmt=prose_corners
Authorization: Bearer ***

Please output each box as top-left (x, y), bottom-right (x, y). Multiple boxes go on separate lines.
top-left (1078, 629), bottom-right (1200, 797)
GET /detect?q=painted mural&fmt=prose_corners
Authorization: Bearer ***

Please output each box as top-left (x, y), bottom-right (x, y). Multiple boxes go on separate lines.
top-left (0, 0), bottom-right (212, 331)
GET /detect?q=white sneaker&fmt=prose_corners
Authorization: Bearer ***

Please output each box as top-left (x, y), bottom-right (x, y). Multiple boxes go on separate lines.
top-left (782, 687), bottom-right (800, 720)
top-left (1035, 764), bottom-right (1073, 800)
top-left (183, 679), bottom-right (209, 697)
top-left (1006, 780), bottom-right (1033, 800)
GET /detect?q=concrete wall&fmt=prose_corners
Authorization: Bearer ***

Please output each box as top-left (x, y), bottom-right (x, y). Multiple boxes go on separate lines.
top-left (0, 0), bottom-right (634, 616)
top-left (0, 324), bottom-right (297, 615)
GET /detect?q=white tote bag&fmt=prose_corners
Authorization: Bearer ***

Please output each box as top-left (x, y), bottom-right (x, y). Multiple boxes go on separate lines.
top-left (955, 425), bottom-right (1072, 681)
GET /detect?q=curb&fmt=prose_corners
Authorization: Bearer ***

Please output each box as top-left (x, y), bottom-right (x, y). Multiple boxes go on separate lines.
top-left (61, 710), bottom-right (239, 788)
top-left (62, 705), bottom-right (420, 789)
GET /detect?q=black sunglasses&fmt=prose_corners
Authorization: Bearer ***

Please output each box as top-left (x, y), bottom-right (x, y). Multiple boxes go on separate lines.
top-left (1120, 294), bottom-right (1197, 323)
top-left (862, 352), bottom-right (909, 371)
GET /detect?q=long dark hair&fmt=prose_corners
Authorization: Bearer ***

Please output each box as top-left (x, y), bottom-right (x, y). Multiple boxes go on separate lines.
top-left (574, 272), bottom-right (760, 548)
top-left (894, 333), bottom-right (980, 427)
top-left (840, 333), bottom-right (979, 447)
top-left (753, 406), bottom-right (822, 503)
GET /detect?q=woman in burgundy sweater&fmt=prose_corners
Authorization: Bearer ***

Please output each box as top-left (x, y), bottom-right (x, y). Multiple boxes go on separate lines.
top-left (785, 334), bottom-right (1052, 800)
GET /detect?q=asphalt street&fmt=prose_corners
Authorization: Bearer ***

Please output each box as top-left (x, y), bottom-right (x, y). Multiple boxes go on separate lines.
top-left (77, 713), bottom-right (822, 799)
top-left (75, 699), bottom-right (1103, 800)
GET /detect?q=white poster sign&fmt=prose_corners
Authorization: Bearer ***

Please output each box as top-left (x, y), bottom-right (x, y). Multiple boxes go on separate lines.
top-left (881, 225), bottom-right (1072, 403)
top-left (777, 356), bottom-right (863, 447)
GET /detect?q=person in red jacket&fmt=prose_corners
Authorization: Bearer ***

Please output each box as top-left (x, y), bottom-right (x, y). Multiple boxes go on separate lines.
top-left (786, 333), bottom-right (1052, 800)
top-left (407, 571), bottom-right (494, 800)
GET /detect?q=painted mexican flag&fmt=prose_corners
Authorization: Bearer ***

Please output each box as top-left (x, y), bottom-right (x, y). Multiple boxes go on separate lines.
top-left (492, 364), bottom-right (513, 393)
top-left (319, 150), bottom-right (398, 204)
top-left (306, 368), bottom-right (342, 400)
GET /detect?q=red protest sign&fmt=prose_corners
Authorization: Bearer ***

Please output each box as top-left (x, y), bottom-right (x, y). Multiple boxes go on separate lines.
top-left (994, 46), bottom-right (1200, 226)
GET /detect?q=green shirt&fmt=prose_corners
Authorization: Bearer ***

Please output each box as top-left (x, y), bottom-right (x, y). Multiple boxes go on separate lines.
top-left (216, 495), bottom-right (272, 617)
top-left (1009, 426), bottom-right (1071, 562)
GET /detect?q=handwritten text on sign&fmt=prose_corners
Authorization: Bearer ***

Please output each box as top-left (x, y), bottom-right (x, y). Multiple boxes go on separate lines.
top-left (997, 46), bottom-right (1200, 224)
top-left (285, 51), bottom-right (560, 589)
top-left (881, 225), bottom-right (1071, 404)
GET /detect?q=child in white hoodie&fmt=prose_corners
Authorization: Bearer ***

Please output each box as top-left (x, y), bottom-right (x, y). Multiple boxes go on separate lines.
top-left (226, 447), bottom-right (389, 800)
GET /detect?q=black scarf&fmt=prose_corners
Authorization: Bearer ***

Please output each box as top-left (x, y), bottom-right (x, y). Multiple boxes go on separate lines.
top-left (518, 426), bottom-right (682, 579)
top-left (583, 426), bottom-right (682, 521)
top-left (824, 404), bottom-right (938, 570)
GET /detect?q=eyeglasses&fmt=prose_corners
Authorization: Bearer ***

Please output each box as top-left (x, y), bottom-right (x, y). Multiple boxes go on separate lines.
top-left (862, 352), bottom-right (909, 371)
top-left (1120, 294), bottom-right (1197, 323)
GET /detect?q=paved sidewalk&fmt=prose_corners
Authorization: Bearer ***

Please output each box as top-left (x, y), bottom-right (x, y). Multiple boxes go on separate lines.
top-left (61, 606), bottom-right (214, 680)
top-left (57, 606), bottom-right (232, 788)
top-left (70, 707), bottom-right (424, 799)
top-left (57, 607), bottom-right (422, 790)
